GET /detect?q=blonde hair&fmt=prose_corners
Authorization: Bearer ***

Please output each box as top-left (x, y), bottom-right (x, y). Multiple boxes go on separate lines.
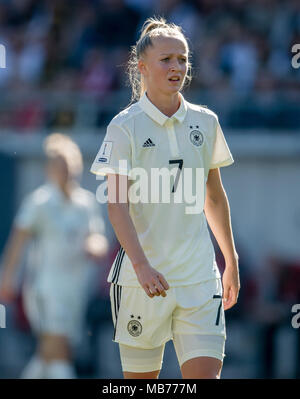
top-left (43, 133), bottom-right (83, 177)
top-left (127, 16), bottom-right (192, 103)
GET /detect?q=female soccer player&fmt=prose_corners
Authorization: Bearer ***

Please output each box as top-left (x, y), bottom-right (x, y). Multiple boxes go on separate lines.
top-left (90, 17), bottom-right (240, 379)
top-left (0, 133), bottom-right (108, 378)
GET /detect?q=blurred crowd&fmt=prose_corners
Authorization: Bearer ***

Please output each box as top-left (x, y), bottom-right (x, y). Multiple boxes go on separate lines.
top-left (0, 0), bottom-right (300, 131)
top-left (0, 0), bottom-right (300, 380)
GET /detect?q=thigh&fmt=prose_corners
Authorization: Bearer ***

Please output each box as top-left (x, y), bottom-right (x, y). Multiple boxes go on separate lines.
top-left (180, 356), bottom-right (223, 379)
top-left (172, 279), bottom-right (226, 374)
top-left (123, 370), bottom-right (160, 379)
top-left (173, 278), bottom-right (226, 337)
top-left (110, 283), bottom-right (175, 349)
top-left (39, 333), bottom-right (71, 361)
top-left (119, 343), bottom-right (164, 377)
top-left (173, 333), bottom-right (225, 375)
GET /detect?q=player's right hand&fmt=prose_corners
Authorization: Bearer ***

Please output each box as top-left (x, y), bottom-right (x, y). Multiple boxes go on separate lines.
top-left (0, 275), bottom-right (16, 303)
top-left (133, 262), bottom-right (169, 298)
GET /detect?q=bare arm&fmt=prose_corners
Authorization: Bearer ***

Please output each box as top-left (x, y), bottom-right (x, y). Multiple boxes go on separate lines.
top-left (0, 227), bottom-right (31, 302)
top-left (107, 173), bottom-right (169, 298)
top-left (204, 168), bottom-right (240, 310)
top-left (204, 168), bottom-right (238, 263)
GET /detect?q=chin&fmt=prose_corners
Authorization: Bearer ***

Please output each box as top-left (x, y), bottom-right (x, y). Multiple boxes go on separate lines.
top-left (168, 82), bottom-right (183, 91)
top-left (168, 87), bottom-right (181, 95)
top-left (164, 85), bottom-right (181, 93)
top-left (157, 85), bottom-right (181, 97)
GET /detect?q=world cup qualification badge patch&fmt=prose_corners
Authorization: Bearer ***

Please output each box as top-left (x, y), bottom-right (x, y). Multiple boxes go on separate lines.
top-left (190, 129), bottom-right (204, 147)
top-left (127, 315), bottom-right (142, 337)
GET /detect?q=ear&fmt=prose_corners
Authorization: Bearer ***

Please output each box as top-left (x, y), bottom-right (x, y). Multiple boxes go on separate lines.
top-left (138, 58), bottom-right (147, 77)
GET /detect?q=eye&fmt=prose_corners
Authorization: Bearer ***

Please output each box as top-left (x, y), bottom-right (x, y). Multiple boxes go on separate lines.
top-left (179, 57), bottom-right (187, 63)
top-left (161, 57), bottom-right (170, 62)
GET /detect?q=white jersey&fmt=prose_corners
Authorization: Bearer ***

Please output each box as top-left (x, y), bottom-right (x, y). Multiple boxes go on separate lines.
top-left (91, 92), bottom-right (234, 287)
top-left (15, 182), bottom-right (105, 294)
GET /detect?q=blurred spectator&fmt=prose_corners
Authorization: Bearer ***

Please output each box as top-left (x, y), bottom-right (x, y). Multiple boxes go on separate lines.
top-left (0, 0), bottom-right (299, 130)
top-left (95, 0), bottom-right (141, 48)
top-left (80, 48), bottom-right (116, 98)
top-left (220, 23), bottom-right (259, 95)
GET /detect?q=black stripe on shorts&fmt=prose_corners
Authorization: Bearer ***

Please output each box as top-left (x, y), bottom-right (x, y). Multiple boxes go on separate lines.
top-left (112, 246), bottom-right (125, 284)
top-left (113, 284), bottom-right (122, 341)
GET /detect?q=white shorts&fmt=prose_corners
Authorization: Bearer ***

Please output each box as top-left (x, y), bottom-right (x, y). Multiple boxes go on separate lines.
top-left (110, 278), bottom-right (226, 351)
top-left (22, 283), bottom-right (87, 346)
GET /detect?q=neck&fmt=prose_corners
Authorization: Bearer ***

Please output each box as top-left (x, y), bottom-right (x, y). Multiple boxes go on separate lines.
top-left (60, 183), bottom-right (71, 199)
top-left (52, 180), bottom-right (73, 199)
top-left (145, 90), bottom-right (181, 117)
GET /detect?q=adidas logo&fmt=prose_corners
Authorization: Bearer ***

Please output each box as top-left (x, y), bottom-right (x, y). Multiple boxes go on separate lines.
top-left (142, 138), bottom-right (155, 147)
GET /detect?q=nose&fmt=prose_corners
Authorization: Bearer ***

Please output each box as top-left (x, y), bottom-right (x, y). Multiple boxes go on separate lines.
top-left (170, 59), bottom-right (180, 72)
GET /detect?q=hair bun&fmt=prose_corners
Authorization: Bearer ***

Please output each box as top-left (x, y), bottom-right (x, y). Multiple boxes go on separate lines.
top-left (141, 17), bottom-right (167, 38)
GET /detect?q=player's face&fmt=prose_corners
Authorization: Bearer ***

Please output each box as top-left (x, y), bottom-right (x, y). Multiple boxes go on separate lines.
top-left (139, 35), bottom-right (188, 96)
top-left (47, 155), bottom-right (70, 187)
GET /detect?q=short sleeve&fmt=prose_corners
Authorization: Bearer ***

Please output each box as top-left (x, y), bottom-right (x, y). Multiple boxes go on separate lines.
top-left (210, 118), bottom-right (234, 169)
top-left (90, 123), bottom-right (132, 176)
top-left (14, 194), bottom-right (40, 233)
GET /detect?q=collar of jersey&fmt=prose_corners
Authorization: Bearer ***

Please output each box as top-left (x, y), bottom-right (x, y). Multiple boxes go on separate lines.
top-left (138, 92), bottom-right (187, 126)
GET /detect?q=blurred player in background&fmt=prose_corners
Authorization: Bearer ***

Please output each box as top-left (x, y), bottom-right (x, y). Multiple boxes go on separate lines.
top-left (0, 133), bottom-right (108, 378)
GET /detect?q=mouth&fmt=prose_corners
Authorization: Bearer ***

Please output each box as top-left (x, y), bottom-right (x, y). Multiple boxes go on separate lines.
top-left (168, 76), bottom-right (181, 82)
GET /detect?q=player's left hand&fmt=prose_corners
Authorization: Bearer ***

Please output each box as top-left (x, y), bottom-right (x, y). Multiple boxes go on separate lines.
top-left (222, 262), bottom-right (240, 311)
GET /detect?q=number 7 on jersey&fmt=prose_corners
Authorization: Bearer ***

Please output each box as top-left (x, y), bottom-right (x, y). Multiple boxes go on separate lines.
top-left (169, 159), bottom-right (183, 193)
